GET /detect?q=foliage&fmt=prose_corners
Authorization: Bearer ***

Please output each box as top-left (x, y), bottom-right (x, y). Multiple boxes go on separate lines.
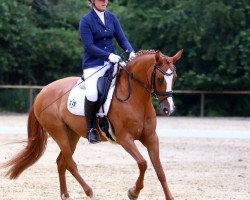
top-left (0, 89), bottom-right (31, 112)
top-left (29, 28), bottom-right (82, 84)
top-left (0, 0), bottom-right (34, 84)
top-left (0, 0), bottom-right (249, 116)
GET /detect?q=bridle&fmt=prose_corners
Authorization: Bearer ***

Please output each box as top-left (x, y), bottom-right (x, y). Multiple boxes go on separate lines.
top-left (151, 63), bottom-right (175, 99)
top-left (115, 62), bottom-right (176, 102)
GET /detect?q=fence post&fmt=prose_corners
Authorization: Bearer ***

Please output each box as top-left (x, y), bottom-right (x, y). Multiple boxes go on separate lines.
top-left (29, 88), bottom-right (33, 110)
top-left (200, 93), bottom-right (205, 117)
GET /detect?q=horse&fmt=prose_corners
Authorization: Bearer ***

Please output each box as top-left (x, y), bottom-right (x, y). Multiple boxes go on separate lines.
top-left (1, 49), bottom-right (183, 200)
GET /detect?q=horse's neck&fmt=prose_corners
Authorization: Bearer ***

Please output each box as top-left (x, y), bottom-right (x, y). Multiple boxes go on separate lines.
top-left (124, 54), bottom-right (155, 101)
top-left (128, 54), bottom-right (155, 85)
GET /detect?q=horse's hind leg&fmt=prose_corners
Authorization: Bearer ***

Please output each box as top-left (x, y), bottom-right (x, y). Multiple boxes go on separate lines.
top-left (47, 125), bottom-right (95, 199)
top-left (56, 130), bottom-right (80, 199)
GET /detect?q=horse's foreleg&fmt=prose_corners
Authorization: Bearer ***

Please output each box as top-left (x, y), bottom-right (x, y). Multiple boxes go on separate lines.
top-left (120, 139), bottom-right (147, 199)
top-left (145, 134), bottom-right (174, 200)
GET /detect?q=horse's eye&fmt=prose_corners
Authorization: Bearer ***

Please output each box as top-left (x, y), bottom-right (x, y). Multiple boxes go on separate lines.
top-left (157, 77), bottom-right (164, 85)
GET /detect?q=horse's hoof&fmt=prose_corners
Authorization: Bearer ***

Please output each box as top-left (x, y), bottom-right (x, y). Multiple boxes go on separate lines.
top-left (61, 194), bottom-right (73, 200)
top-left (128, 190), bottom-right (138, 200)
top-left (87, 194), bottom-right (98, 200)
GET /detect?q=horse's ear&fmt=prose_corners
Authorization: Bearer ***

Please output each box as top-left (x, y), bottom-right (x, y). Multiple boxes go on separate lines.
top-left (172, 49), bottom-right (183, 63)
top-left (155, 50), bottom-right (163, 64)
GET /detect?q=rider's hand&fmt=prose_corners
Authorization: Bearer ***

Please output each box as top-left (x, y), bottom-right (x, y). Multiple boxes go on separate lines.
top-left (108, 53), bottom-right (121, 63)
top-left (119, 61), bottom-right (127, 67)
top-left (129, 52), bottom-right (136, 60)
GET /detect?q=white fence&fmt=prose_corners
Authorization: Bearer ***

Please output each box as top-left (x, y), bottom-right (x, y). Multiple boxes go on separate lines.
top-left (1, 85), bottom-right (250, 116)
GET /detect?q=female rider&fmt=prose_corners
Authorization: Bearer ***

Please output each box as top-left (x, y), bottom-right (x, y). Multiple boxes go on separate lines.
top-left (79, 0), bottom-right (135, 143)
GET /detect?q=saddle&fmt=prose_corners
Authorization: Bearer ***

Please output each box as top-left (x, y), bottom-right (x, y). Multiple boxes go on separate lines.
top-left (67, 63), bottom-right (119, 143)
top-left (96, 64), bottom-right (116, 112)
top-left (95, 64), bottom-right (117, 143)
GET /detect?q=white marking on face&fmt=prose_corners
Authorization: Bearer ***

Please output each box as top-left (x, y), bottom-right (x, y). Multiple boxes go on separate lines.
top-left (164, 69), bottom-right (174, 112)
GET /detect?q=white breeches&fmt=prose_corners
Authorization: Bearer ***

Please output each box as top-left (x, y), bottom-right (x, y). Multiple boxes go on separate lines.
top-left (83, 62), bottom-right (112, 102)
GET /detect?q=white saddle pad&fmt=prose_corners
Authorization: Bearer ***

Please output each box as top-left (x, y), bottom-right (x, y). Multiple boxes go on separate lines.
top-left (67, 78), bottom-right (115, 116)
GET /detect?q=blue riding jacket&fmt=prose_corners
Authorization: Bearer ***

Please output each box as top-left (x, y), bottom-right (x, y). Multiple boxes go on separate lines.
top-left (79, 9), bottom-right (134, 69)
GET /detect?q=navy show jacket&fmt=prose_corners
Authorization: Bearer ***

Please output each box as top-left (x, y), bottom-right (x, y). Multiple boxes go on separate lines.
top-left (79, 9), bottom-right (134, 69)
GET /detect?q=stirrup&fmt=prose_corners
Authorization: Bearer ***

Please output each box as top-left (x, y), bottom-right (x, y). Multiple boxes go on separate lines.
top-left (88, 128), bottom-right (100, 144)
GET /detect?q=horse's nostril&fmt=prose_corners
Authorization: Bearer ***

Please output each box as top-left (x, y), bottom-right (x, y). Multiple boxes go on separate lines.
top-left (163, 107), bottom-right (169, 114)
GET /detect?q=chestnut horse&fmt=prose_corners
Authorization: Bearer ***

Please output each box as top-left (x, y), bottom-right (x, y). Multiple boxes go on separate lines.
top-left (2, 49), bottom-right (183, 200)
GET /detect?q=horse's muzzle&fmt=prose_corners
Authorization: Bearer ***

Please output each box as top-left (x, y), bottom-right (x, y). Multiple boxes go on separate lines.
top-left (161, 105), bottom-right (175, 116)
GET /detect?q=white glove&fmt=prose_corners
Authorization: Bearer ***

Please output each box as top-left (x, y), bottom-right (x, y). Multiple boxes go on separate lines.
top-left (119, 61), bottom-right (127, 67)
top-left (129, 52), bottom-right (136, 60)
top-left (108, 53), bottom-right (121, 63)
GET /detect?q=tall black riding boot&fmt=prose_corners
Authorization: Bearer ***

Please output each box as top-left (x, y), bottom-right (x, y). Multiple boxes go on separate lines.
top-left (84, 97), bottom-right (100, 144)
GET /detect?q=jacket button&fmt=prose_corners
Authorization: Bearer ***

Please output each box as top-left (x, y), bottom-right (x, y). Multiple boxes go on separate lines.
top-left (104, 47), bottom-right (107, 49)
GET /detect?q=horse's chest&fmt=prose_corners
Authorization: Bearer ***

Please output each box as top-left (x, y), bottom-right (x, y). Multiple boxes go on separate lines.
top-left (124, 120), bottom-right (144, 134)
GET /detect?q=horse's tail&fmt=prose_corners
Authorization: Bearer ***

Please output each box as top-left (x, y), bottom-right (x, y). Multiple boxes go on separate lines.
top-left (2, 104), bottom-right (48, 179)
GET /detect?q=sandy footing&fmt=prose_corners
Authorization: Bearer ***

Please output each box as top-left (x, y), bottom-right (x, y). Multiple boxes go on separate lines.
top-left (0, 115), bottom-right (250, 200)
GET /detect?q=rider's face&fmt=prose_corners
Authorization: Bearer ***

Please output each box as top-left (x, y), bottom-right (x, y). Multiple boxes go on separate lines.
top-left (93, 0), bottom-right (108, 11)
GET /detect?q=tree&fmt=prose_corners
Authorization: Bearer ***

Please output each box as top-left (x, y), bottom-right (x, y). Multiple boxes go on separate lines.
top-left (1, 0), bottom-right (249, 115)
top-left (0, 0), bottom-right (35, 84)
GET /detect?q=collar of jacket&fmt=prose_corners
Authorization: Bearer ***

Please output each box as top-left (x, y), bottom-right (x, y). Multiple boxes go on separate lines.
top-left (91, 9), bottom-right (110, 28)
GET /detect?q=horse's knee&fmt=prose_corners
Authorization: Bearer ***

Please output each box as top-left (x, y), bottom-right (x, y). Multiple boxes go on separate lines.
top-left (138, 160), bottom-right (147, 171)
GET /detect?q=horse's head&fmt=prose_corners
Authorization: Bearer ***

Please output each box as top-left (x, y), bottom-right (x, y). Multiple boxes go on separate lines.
top-left (150, 49), bottom-right (183, 116)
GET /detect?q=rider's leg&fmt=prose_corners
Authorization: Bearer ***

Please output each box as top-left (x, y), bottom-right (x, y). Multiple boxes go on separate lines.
top-left (84, 97), bottom-right (100, 144)
top-left (83, 64), bottom-right (110, 144)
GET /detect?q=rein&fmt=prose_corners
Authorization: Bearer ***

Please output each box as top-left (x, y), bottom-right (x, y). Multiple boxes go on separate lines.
top-left (114, 64), bottom-right (133, 102)
top-left (114, 63), bottom-right (175, 102)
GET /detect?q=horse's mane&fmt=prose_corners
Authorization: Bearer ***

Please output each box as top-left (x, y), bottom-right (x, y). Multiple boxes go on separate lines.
top-left (135, 50), bottom-right (157, 57)
top-left (128, 50), bottom-right (157, 63)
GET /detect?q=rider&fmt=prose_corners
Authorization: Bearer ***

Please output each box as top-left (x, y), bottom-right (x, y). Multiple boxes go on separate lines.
top-left (79, 0), bottom-right (136, 144)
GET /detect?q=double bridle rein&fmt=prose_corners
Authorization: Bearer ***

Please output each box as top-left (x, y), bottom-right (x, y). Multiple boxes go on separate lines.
top-left (115, 63), bottom-right (175, 102)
